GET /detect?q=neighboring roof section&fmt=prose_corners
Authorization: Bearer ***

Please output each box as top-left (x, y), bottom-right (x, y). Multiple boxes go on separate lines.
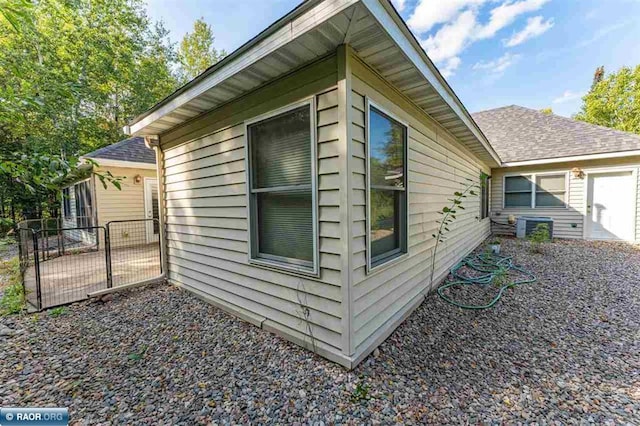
top-left (84, 137), bottom-right (155, 164)
top-left (472, 105), bottom-right (640, 163)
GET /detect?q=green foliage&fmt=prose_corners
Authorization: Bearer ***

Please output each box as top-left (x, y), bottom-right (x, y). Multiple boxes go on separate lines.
top-left (0, 257), bottom-right (23, 315)
top-left (177, 18), bottom-right (227, 82)
top-left (575, 65), bottom-right (640, 135)
top-left (350, 382), bottom-right (370, 404)
top-left (528, 223), bottom-right (550, 253)
top-left (49, 306), bottom-right (67, 317)
top-left (127, 345), bottom-right (148, 361)
top-left (540, 107), bottom-right (553, 115)
top-left (430, 174), bottom-right (485, 285)
top-left (0, 218), bottom-right (14, 237)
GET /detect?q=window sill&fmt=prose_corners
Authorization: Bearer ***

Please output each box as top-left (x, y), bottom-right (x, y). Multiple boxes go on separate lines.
top-left (249, 257), bottom-right (320, 279)
top-left (367, 251), bottom-right (409, 276)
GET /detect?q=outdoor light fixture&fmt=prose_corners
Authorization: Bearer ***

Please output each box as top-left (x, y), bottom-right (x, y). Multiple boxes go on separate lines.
top-left (134, 174), bottom-right (142, 184)
top-left (571, 167), bottom-right (584, 179)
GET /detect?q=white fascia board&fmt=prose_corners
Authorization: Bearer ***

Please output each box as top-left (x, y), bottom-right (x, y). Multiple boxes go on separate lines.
top-left (126, 0), bottom-right (359, 136)
top-left (502, 149), bottom-right (640, 167)
top-left (81, 157), bottom-right (156, 170)
top-left (361, 0), bottom-right (502, 166)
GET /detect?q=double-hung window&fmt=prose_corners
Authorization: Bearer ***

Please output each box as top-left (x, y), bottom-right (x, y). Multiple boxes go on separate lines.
top-left (247, 101), bottom-right (317, 274)
top-left (367, 104), bottom-right (408, 269)
top-left (504, 173), bottom-right (567, 208)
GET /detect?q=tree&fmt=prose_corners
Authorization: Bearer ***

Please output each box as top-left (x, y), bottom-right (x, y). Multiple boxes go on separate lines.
top-left (575, 65), bottom-right (640, 135)
top-left (591, 65), bottom-right (604, 90)
top-left (540, 107), bottom-right (553, 115)
top-left (177, 18), bottom-right (227, 82)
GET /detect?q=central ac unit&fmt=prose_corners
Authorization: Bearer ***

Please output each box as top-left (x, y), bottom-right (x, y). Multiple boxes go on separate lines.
top-left (516, 216), bottom-right (554, 238)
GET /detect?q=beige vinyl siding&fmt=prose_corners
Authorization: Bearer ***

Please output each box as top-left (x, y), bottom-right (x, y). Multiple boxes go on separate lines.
top-left (349, 54), bottom-right (492, 356)
top-left (158, 55), bottom-right (345, 361)
top-left (95, 166), bottom-right (157, 225)
top-left (490, 157), bottom-right (640, 242)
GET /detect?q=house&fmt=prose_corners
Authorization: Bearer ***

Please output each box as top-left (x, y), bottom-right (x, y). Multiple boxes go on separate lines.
top-left (123, 0), bottom-right (501, 368)
top-left (473, 105), bottom-right (640, 242)
top-left (61, 137), bottom-right (161, 245)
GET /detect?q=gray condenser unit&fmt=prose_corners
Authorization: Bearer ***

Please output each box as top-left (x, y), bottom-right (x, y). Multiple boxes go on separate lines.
top-left (516, 216), bottom-right (554, 238)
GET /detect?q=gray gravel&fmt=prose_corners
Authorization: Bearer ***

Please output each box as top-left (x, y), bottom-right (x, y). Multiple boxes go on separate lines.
top-left (1, 238), bottom-right (639, 424)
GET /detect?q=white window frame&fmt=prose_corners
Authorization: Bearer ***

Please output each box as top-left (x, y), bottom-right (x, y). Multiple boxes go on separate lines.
top-left (502, 171), bottom-right (569, 209)
top-left (365, 98), bottom-right (409, 273)
top-left (480, 174), bottom-right (491, 220)
top-left (244, 97), bottom-right (319, 277)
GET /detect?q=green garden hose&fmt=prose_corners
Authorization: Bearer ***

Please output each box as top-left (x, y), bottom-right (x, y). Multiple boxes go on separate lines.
top-left (437, 252), bottom-right (536, 310)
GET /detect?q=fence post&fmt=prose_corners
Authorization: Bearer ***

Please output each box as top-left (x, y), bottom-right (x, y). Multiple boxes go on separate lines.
top-left (32, 231), bottom-right (42, 311)
top-left (105, 225), bottom-right (113, 289)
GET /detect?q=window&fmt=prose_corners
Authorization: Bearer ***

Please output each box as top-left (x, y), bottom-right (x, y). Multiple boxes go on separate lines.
top-left (62, 187), bottom-right (72, 218)
top-left (504, 175), bottom-right (533, 207)
top-left (74, 180), bottom-right (94, 229)
top-left (480, 174), bottom-right (490, 219)
top-left (503, 173), bottom-right (567, 208)
top-left (247, 102), bottom-right (317, 274)
top-left (535, 174), bottom-right (566, 207)
top-left (367, 104), bottom-right (408, 269)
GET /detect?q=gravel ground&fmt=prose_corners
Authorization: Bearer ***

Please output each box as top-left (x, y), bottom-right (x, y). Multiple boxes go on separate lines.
top-left (1, 238), bottom-right (639, 424)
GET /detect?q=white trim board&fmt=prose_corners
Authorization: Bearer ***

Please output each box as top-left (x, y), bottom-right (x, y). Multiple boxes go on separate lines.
top-left (81, 157), bottom-right (156, 170)
top-left (502, 150), bottom-right (640, 167)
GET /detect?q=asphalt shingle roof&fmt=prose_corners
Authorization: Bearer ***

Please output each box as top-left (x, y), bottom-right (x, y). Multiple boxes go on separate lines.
top-left (471, 105), bottom-right (640, 163)
top-left (84, 137), bottom-right (155, 164)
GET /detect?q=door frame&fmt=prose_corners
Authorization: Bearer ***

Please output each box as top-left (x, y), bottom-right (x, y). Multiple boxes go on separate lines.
top-left (143, 177), bottom-right (159, 244)
top-left (582, 167), bottom-right (638, 241)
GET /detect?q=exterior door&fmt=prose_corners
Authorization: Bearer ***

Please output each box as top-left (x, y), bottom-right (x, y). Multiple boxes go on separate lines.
top-left (144, 178), bottom-right (160, 243)
top-left (586, 171), bottom-right (635, 241)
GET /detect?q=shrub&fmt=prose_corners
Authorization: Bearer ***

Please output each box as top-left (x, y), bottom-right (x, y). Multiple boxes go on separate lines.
top-left (0, 258), bottom-right (24, 315)
top-left (528, 223), bottom-right (550, 253)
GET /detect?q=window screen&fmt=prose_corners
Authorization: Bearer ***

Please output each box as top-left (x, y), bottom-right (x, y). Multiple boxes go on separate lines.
top-left (248, 104), bottom-right (315, 271)
top-left (62, 187), bottom-right (72, 218)
top-left (368, 106), bottom-right (407, 268)
top-left (504, 176), bottom-right (532, 207)
top-left (535, 174), bottom-right (566, 207)
top-left (74, 181), bottom-right (94, 230)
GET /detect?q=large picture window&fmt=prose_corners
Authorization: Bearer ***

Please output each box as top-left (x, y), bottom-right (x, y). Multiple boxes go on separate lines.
top-left (247, 101), bottom-right (317, 274)
top-left (367, 104), bottom-right (408, 269)
top-left (504, 173), bottom-right (567, 208)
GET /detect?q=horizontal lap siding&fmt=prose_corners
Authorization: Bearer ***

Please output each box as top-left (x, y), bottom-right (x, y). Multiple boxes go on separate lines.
top-left (95, 166), bottom-right (158, 224)
top-left (350, 69), bottom-right (491, 354)
top-left (161, 81), bottom-right (343, 353)
top-left (490, 168), bottom-right (583, 239)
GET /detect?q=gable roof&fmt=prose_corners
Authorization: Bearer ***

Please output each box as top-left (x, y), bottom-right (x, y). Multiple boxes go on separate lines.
top-left (472, 105), bottom-right (640, 164)
top-left (83, 137), bottom-right (155, 165)
top-left (124, 0), bottom-right (500, 167)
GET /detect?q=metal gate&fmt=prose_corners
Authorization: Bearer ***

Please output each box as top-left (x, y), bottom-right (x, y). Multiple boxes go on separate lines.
top-left (18, 219), bottom-right (162, 311)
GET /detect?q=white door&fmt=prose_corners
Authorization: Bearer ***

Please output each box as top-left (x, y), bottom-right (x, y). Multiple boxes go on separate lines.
top-left (586, 171), bottom-right (635, 241)
top-left (144, 178), bottom-right (160, 243)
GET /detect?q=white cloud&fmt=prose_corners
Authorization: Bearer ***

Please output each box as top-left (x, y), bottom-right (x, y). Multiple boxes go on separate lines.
top-left (473, 52), bottom-right (521, 74)
top-left (505, 15), bottom-right (554, 46)
top-left (474, 0), bottom-right (550, 40)
top-left (421, 9), bottom-right (478, 63)
top-left (407, 0), bottom-right (487, 33)
top-left (552, 90), bottom-right (586, 104)
top-left (440, 57), bottom-right (462, 78)
top-left (409, 0), bottom-right (551, 77)
top-left (390, 0), bottom-right (406, 12)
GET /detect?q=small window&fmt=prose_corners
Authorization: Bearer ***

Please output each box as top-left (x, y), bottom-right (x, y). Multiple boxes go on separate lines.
top-left (368, 105), bottom-right (407, 269)
top-left (535, 174), bottom-right (566, 207)
top-left (480, 174), bottom-right (490, 219)
top-left (247, 102), bottom-right (316, 273)
top-left (62, 187), bottom-right (72, 218)
top-left (74, 180), bottom-right (94, 230)
top-left (504, 175), bottom-right (532, 207)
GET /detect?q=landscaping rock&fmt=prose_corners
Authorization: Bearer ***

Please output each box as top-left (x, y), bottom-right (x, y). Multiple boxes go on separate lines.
top-left (0, 239), bottom-right (639, 424)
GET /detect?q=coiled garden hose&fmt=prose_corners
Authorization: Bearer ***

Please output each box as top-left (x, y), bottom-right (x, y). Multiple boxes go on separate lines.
top-left (437, 252), bottom-right (536, 310)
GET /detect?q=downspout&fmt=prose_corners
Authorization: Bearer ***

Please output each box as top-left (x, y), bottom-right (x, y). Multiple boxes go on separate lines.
top-left (145, 136), bottom-right (169, 277)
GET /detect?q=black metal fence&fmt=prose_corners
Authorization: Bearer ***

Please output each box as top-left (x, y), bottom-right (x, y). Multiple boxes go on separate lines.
top-left (18, 219), bottom-right (162, 311)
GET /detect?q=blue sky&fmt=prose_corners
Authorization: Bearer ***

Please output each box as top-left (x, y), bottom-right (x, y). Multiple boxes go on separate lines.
top-left (145, 0), bottom-right (640, 117)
